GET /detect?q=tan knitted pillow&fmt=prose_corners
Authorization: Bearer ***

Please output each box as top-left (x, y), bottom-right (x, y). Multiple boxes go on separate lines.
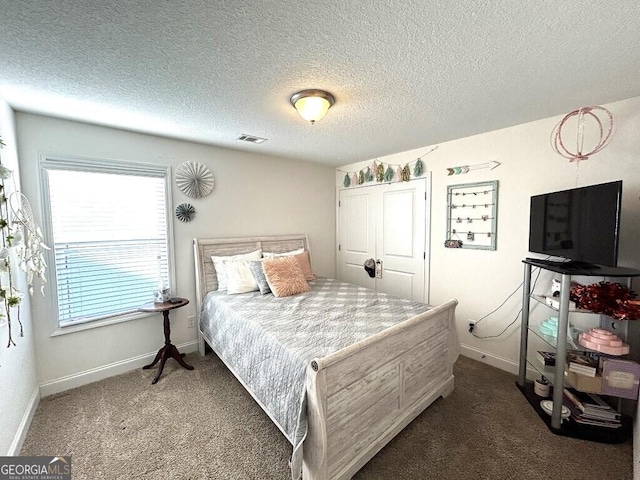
top-left (262, 256), bottom-right (310, 298)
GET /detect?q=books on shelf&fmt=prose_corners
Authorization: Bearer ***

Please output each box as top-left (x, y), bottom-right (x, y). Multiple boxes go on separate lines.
top-left (567, 351), bottom-right (598, 377)
top-left (569, 414), bottom-right (621, 429)
top-left (563, 388), bottom-right (622, 429)
top-left (536, 350), bottom-right (556, 366)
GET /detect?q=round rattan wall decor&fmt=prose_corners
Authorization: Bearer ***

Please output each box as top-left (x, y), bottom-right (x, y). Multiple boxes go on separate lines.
top-left (175, 161), bottom-right (214, 198)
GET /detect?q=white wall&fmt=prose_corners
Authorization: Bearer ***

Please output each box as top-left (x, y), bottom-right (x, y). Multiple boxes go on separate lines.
top-left (0, 101), bottom-right (40, 455)
top-left (16, 113), bottom-right (336, 394)
top-left (337, 95), bottom-right (640, 372)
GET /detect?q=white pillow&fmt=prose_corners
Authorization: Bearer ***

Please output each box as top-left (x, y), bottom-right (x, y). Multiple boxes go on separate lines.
top-left (225, 260), bottom-right (259, 294)
top-left (262, 247), bottom-right (305, 259)
top-left (211, 249), bottom-right (262, 291)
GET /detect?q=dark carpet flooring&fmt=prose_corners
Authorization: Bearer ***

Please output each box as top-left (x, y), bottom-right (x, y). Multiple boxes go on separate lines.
top-left (21, 353), bottom-right (633, 479)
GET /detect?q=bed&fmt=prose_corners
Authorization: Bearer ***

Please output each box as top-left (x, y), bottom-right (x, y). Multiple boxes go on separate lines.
top-left (193, 234), bottom-right (458, 480)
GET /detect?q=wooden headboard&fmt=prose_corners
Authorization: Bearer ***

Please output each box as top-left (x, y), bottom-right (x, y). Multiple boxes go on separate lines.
top-left (193, 234), bottom-right (309, 310)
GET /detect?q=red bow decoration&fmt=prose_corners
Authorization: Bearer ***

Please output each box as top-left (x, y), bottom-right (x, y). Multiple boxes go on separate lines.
top-left (570, 281), bottom-right (640, 320)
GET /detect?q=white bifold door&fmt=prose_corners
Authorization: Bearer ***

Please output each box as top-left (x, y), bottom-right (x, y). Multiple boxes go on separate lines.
top-left (337, 176), bottom-right (429, 303)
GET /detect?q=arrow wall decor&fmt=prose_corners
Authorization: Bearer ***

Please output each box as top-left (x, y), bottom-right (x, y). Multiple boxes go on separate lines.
top-left (447, 160), bottom-right (500, 176)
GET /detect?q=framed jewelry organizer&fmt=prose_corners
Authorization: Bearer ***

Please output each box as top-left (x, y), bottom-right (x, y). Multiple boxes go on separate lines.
top-left (446, 180), bottom-right (498, 250)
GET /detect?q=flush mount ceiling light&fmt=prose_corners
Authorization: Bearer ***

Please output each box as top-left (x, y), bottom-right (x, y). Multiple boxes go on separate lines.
top-left (290, 89), bottom-right (335, 124)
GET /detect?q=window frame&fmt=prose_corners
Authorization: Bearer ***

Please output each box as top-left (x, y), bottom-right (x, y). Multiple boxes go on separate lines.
top-left (38, 153), bottom-right (175, 335)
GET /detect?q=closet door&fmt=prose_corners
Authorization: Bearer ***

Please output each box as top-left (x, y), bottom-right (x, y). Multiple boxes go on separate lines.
top-left (337, 177), bottom-right (428, 303)
top-left (375, 180), bottom-right (427, 302)
top-left (337, 187), bottom-right (376, 290)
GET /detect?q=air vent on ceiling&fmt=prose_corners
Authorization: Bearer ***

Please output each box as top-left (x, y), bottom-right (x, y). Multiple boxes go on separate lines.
top-left (237, 134), bottom-right (267, 144)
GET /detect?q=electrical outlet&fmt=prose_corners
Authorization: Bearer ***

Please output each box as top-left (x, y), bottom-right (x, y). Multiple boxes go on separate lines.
top-left (468, 319), bottom-right (476, 333)
top-left (188, 315), bottom-right (196, 328)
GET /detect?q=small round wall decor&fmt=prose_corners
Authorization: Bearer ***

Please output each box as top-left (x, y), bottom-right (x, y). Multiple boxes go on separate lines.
top-left (175, 203), bottom-right (195, 222)
top-left (175, 161), bottom-right (215, 198)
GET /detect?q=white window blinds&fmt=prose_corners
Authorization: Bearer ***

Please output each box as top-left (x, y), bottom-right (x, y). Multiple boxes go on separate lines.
top-left (41, 158), bottom-right (171, 326)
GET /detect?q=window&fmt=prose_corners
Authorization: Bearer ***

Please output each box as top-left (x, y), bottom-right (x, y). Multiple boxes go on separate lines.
top-left (40, 155), bottom-right (173, 327)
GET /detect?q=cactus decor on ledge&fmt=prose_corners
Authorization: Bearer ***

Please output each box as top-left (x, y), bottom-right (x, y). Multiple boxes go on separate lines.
top-left (0, 136), bottom-right (49, 347)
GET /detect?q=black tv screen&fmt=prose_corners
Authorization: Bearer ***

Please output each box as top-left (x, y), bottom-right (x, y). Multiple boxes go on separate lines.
top-left (528, 181), bottom-right (622, 267)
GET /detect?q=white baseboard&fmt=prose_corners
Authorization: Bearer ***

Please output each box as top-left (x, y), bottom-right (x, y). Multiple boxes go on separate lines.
top-left (8, 386), bottom-right (40, 456)
top-left (39, 340), bottom-right (199, 397)
top-left (459, 343), bottom-right (520, 375)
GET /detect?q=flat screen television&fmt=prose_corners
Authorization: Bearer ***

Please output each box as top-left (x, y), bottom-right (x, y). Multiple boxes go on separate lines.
top-left (528, 180), bottom-right (622, 268)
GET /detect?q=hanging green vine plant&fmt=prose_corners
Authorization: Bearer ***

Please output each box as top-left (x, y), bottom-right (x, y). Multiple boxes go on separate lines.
top-left (0, 137), bottom-right (49, 347)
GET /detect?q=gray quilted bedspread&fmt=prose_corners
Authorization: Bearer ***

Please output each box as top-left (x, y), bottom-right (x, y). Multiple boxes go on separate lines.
top-left (199, 277), bottom-right (432, 476)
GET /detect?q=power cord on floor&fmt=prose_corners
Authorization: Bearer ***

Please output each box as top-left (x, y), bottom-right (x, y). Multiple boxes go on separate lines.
top-left (470, 266), bottom-right (542, 339)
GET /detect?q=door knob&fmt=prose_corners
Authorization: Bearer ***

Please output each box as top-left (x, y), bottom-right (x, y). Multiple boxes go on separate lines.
top-left (364, 258), bottom-right (376, 278)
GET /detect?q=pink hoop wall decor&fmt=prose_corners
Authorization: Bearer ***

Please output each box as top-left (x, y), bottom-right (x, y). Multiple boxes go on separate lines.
top-left (551, 106), bottom-right (614, 162)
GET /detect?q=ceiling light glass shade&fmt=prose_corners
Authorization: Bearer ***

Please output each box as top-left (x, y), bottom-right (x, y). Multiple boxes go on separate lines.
top-left (290, 89), bottom-right (335, 124)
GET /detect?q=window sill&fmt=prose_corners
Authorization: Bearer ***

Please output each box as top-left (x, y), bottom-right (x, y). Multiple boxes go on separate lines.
top-left (50, 310), bottom-right (155, 337)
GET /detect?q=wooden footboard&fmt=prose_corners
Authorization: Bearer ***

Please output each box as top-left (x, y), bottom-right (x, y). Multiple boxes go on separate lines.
top-left (303, 299), bottom-right (458, 480)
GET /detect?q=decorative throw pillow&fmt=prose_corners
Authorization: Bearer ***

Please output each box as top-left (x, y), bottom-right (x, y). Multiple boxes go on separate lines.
top-left (225, 260), bottom-right (259, 294)
top-left (249, 260), bottom-right (271, 294)
top-left (293, 251), bottom-right (315, 281)
top-left (211, 249), bottom-right (262, 291)
top-left (262, 256), bottom-right (310, 298)
top-left (262, 247), bottom-right (305, 259)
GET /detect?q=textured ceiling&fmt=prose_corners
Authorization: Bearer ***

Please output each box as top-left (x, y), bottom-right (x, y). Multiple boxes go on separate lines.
top-left (1, 1), bottom-right (639, 166)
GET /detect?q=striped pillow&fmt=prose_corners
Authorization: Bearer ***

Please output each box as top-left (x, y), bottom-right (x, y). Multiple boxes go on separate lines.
top-left (262, 256), bottom-right (310, 298)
